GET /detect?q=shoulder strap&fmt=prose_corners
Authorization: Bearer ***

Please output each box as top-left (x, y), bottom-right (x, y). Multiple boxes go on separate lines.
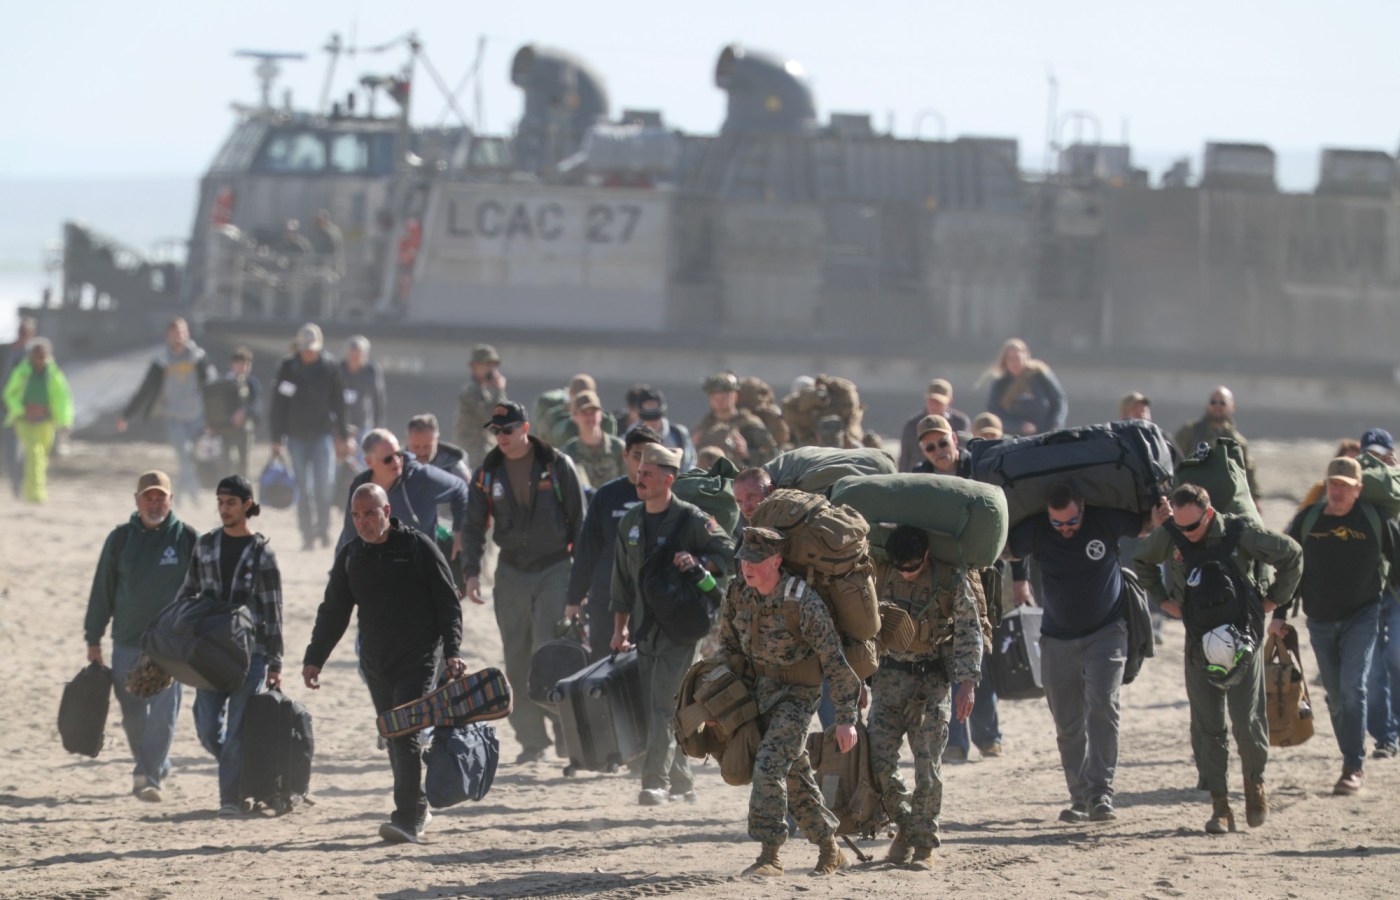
top-left (782, 578), bottom-right (803, 638)
top-left (1218, 517), bottom-right (1246, 556)
top-left (1357, 502), bottom-right (1389, 586)
top-left (1299, 501), bottom-right (1327, 545)
top-left (109, 523), bottom-right (132, 576)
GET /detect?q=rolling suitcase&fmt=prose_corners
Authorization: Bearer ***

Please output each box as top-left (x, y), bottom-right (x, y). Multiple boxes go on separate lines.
top-left (239, 689), bottom-right (314, 813)
top-left (550, 650), bottom-right (645, 776)
top-left (528, 635), bottom-right (591, 709)
top-left (58, 662), bottom-right (112, 758)
top-left (992, 606), bottom-right (1044, 700)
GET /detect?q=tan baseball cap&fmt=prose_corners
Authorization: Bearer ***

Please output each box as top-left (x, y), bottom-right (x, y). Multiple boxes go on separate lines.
top-left (927, 378), bottom-right (953, 398)
top-left (972, 412), bottom-right (1004, 438)
top-left (568, 373), bottom-right (596, 396)
top-left (917, 414), bottom-right (953, 438)
top-left (135, 470), bottom-right (172, 496)
top-left (1326, 456), bottom-right (1362, 486)
top-left (572, 390), bottom-right (602, 414)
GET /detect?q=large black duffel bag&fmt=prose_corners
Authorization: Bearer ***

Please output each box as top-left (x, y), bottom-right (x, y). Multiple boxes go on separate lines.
top-left (968, 420), bottom-right (1177, 527)
top-left (142, 592), bottom-right (253, 693)
top-left (239, 689), bottom-right (314, 813)
top-left (58, 662), bottom-right (112, 758)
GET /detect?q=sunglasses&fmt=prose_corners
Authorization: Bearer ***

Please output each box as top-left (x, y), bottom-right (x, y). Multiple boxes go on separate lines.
top-left (380, 453), bottom-right (401, 466)
top-left (1208, 398), bottom-right (1229, 406)
top-left (922, 437), bottom-right (952, 453)
top-left (1049, 515), bottom-right (1081, 528)
top-left (488, 424), bottom-right (519, 436)
top-left (1178, 511), bottom-right (1208, 532)
top-left (895, 560), bottom-right (923, 574)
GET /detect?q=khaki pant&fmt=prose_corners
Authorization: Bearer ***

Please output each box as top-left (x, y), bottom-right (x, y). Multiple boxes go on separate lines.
top-left (493, 558), bottom-right (570, 752)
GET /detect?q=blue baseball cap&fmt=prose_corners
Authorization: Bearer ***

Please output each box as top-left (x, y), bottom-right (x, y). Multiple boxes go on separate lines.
top-left (1360, 428), bottom-right (1394, 454)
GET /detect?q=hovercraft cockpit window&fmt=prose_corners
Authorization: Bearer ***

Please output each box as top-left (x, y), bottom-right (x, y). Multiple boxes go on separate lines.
top-left (252, 128), bottom-right (396, 176)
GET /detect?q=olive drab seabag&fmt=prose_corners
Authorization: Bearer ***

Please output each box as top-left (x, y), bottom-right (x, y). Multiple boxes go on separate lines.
top-left (1357, 451), bottom-right (1400, 517)
top-left (672, 456), bottom-right (741, 536)
top-left (1263, 623), bottom-right (1314, 747)
top-left (764, 446), bottom-right (897, 496)
top-left (1174, 437), bottom-right (1259, 521)
top-left (966, 420), bottom-right (1178, 527)
top-left (747, 489), bottom-right (881, 641)
top-left (831, 473), bottom-right (1009, 570)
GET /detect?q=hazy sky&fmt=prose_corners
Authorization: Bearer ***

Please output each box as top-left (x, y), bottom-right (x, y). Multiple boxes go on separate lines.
top-left (4, 0), bottom-right (1398, 185)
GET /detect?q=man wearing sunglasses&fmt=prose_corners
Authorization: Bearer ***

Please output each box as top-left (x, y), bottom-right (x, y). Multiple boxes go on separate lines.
top-left (911, 415), bottom-right (971, 478)
top-left (1174, 387), bottom-right (1260, 503)
top-left (334, 428), bottom-right (470, 564)
top-left (898, 379), bottom-right (972, 472)
top-left (1129, 483), bottom-right (1300, 834)
top-left (461, 401), bottom-right (587, 764)
top-left (1006, 480), bottom-right (1171, 824)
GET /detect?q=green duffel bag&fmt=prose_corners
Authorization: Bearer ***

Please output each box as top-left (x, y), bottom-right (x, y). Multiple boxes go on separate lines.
top-left (1173, 437), bottom-right (1259, 521)
top-left (830, 473), bottom-right (1008, 570)
top-left (674, 457), bottom-right (741, 537)
top-left (765, 446), bottom-right (896, 495)
top-left (1358, 452), bottom-right (1400, 517)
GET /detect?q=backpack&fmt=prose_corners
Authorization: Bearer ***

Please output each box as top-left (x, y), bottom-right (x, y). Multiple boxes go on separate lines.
top-left (58, 662), bottom-right (112, 758)
top-left (1298, 500), bottom-right (1390, 590)
top-left (805, 720), bottom-right (887, 841)
top-left (674, 658), bottom-right (759, 763)
top-left (1167, 518), bottom-right (1258, 638)
top-left (672, 457), bottom-right (740, 536)
top-left (747, 489), bottom-right (881, 641)
top-left (639, 527), bottom-right (719, 643)
top-left (875, 562), bottom-right (993, 656)
top-left (1174, 437), bottom-right (1258, 522)
top-left (1263, 623), bottom-right (1314, 747)
top-left (1357, 453), bottom-right (1400, 517)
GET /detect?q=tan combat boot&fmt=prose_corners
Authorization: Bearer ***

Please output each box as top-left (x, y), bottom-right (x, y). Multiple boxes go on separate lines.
top-left (1244, 779), bottom-right (1267, 828)
top-left (742, 843), bottom-right (783, 876)
top-left (813, 837), bottom-right (848, 875)
top-left (909, 846), bottom-right (935, 871)
top-left (1205, 794), bottom-right (1236, 835)
top-left (886, 834), bottom-right (912, 865)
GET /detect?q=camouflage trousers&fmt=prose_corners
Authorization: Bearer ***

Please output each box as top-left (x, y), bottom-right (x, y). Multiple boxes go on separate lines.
top-left (867, 663), bottom-right (952, 849)
top-left (748, 687), bottom-right (838, 846)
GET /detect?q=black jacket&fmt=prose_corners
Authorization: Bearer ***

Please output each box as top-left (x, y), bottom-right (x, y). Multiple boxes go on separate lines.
top-left (567, 475), bottom-right (641, 609)
top-left (269, 352), bottom-right (348, 443)
top-left (304, 520), bottom-right (462, 678)
top-left (461, 435), bottom-right (587, 577)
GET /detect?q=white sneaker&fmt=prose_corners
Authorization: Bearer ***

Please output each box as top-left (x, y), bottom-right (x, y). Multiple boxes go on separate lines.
top-left (419, 811), bottom-right (434, 834)
top-left (136, 785), bottom-right (162, 803)
top-left (638, 788), bottom-right (670, 807)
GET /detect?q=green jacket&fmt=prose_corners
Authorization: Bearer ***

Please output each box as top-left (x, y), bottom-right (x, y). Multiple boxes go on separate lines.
top-left (84, 511), bottom-right (198, 647)
top-left (1174, 420), bottom-right (1259, 499)
top-left (610, 495), bottom-right (735, 637)
top-left (1129, 513), bottom-right (1302, 613)
top-left (4, 359), bottom-right (74, 428)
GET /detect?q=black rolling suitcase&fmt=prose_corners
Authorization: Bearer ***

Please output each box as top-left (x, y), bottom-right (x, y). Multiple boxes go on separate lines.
top-left (239, 689), bottom-right (314, 813)
top-left (549, 650), bottom-right (645, 776)
top-left (992, 606), bottom-right (1045, 700)
top-left (58, 662), bottom-right (112, 758)
top-left (528, 638), bottom-right (591, 709)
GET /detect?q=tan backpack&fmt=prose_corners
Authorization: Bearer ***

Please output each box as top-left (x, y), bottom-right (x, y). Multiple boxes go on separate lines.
top-left (748, 489), bottom-right (882, 642)
top-left (877, 564), bottom-right (993, 656)
top-left (805, 720), bottom-right (887, 839)
top-left (1264, 624), bottom-right (1315, 747)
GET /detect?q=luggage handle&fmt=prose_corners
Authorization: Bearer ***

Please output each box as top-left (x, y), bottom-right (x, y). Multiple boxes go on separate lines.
top-left (588, 651), bottom-right (625, 700)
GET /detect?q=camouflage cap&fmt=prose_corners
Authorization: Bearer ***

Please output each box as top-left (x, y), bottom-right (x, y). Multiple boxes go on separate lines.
top-left (703, 371), bottom-right (741, 394)
top-left (917, 414), bottom-right (953, 438)
top-left (470, 343), bottom-right (501, 364)
top-left (736, 526), bottom-right (785, 563)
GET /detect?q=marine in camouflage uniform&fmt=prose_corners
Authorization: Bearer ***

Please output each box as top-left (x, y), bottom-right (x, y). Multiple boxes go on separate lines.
top-left (693, 372), bottom-right (778, 467)
top-left (560, 391), bottom-right (626, 490)
top-left (454, 344), bottom-right (508, 468)
top-left (718, 527), bottom-right (861, 876)
top-left (869, 525), bottom-right (983, 867)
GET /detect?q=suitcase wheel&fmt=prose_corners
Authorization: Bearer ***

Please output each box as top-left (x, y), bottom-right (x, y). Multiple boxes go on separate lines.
top-left (563, 764), bottom-right (576, 777)
top-left (606, 762), bottom-right (619, 774)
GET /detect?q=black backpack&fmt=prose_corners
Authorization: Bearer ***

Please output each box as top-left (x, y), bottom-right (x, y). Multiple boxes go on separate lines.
top-left (1169, 518), bottom-right (1258, 638)
top-left (58, 662), bottom-right (112, 758)
top-left (638, 516), bottom-right (717, 643)
top-left (239, 689), bottom-right (314, 813)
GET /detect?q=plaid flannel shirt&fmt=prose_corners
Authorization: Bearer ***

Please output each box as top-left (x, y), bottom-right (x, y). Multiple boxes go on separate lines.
top-left (176, 529), bottom-right (284, 672)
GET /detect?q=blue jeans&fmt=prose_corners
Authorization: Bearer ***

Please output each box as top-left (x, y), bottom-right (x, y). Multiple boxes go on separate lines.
top-left (110, 644), bottom-right (182, 789)
top-left (194, 655), bottom-right (268, 806)
top-left (1367, 592), bottom-right (1400, 746)
top-left (288, 433), bottom-right (336, 542)
top-left (164, 416), bottom-right (204, 507)
top-left (947, 655), bottom-right (1001, 752)
top-left (1309, 604), bottom-right (1380, 771)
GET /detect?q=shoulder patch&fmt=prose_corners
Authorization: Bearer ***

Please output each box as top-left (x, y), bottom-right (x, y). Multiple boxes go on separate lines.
top-left (704, 515), bottom-right (722, 535)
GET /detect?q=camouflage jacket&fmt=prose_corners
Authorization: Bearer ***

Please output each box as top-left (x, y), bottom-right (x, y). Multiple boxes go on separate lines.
top-left (692, 409), bottom-right (778, 466)
top-left (879, 564), bottom-right (984, 686)
top-left (718, 574), bottom-right (861, 725)
top-left (454, 377), bottom-right (508, 460)
top-left (561, 433), bottom-right (626, 491)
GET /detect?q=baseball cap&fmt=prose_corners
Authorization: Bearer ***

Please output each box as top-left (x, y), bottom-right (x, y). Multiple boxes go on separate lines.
top-left (135, 470), bottom-right (172, 496)
top-left (484, 401), bottom-right (527, 429)
top-left (637, 388), bottom-right (667, 420)
top-left (736, 526), bottom-right (786, 563)
top-left (470, 343), bottom-right (500, 364)
top-left (917, 414), bottom-right (952, 438)
top-left (703, 372), bottom-right (740, 394)
top-left (1326, 456), bottom-right (1363, 486)
top-left (640, 444), bottom-right (683, 469)
top-left (927, 378), bottom-right (953, 398)
top-left (572, 390), bottom-right (602, 414)
top-left (1360, 427), bottom-right (1394, 455)
top-left (568, 374), bottom-right (596, 396)
top-left (215, 474), bottom-right (261, 517)
top-left (972, 412), bottom-right (1003, 437)
top-left (295, 322), bottom-right (323, 352)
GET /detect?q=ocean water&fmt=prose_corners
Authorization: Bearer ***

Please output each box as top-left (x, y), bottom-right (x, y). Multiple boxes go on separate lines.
top-left (0, 176), bottom-right (197, 328)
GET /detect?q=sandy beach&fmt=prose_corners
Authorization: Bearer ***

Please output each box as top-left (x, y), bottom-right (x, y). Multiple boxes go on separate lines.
top-left (2, 436), bottom-right (1398, 899)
